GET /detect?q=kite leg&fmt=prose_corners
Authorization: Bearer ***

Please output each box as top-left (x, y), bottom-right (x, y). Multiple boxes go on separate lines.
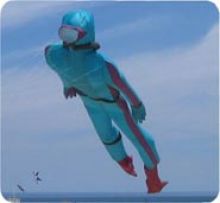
top-left (84, 103), bottom-right (128, 162)
top-left (106, 98), bottom-right (167, 192)
top-left (107, 100), bottom-right (160, 169)
top-left (112, 115), bottom-right (160, 169)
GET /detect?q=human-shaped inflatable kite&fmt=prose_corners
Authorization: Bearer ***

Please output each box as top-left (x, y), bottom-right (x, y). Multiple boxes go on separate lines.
top-left (45, 10), bottom-right (167, 193)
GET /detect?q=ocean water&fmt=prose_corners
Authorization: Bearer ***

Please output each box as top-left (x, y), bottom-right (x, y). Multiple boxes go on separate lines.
top-left (2, 191), bottom-right (218, 202)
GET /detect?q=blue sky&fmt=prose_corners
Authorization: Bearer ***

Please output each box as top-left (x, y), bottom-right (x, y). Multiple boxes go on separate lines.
top-left (1, 0), bottom-right (219, 197)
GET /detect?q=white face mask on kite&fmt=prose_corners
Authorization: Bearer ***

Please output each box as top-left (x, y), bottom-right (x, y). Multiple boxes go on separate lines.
top-left (58, 25), bottom-right (84, 44)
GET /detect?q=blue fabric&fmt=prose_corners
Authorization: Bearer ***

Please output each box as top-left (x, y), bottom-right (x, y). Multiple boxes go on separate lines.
top-left (61, 10), bottom-right (95, 45)
top-left (45, 10), bottom-right (160, 169)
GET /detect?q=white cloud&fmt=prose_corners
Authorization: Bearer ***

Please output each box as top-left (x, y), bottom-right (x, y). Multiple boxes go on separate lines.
top-left (1, 1), bottom-right (100, 28)
top-left (97, 15), bottom-right (169, 41)
top-left (116, 24), bottom-right (218, 139)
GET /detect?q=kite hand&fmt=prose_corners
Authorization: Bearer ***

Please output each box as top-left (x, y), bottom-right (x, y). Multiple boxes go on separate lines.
top-left (131, 103), bottom-right (146, 123)
top-left (64, 87), bottom-right (77, 99)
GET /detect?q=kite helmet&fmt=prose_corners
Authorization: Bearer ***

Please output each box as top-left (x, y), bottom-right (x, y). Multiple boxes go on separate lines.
top-left (58, 10), bottom-right (95, 45)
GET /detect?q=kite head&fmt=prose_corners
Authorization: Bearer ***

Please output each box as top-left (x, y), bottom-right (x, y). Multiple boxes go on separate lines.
top-left (59, 10), bottom-right (95, 46)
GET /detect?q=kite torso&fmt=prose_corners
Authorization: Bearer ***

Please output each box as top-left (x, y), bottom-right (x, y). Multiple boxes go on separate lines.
top-left (45, 44), bottom-right (114, 100)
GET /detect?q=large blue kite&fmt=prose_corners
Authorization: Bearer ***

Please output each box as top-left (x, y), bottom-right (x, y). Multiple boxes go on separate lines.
top-left (45, 10), bottom-right (167, 193)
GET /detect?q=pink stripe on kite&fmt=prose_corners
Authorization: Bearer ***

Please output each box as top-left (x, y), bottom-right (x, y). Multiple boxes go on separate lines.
top-left (106, 62), bottom-right (140, 107)
top-left (110, 90), bottom-right (158, 166)
top-left (74, 27), bottom-right (86, 40)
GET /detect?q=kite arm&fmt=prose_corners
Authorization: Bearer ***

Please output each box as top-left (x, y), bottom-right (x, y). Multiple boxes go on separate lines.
top-left (106, 61), bottom-right (146, 122)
